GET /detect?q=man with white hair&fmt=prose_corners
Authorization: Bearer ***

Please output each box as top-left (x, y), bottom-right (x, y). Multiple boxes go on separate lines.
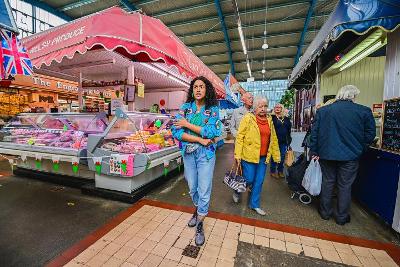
top-left (309, 85), bottom-right (375, 225)
top-left (229, 92), bottom-right (253, 137)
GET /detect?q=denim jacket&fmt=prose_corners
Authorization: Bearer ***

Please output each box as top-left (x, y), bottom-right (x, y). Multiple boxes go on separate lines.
top-left (172, 102), bottom-right (222, 160)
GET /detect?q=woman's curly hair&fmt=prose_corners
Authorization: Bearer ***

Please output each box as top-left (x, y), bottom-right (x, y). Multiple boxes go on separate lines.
top-left (185, 76), bottom-right (218, 110)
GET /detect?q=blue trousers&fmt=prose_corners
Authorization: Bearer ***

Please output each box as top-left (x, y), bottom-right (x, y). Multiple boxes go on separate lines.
top-left (183, 146), bottom-right (216, 216)
top-left (270, 144), bottom-right (287, 173)
top-left (241, 157), bottom-right (267, 209)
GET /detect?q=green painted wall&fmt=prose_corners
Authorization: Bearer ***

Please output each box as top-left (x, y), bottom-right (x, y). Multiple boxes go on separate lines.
top-left (320, 56), bottom-right (385, 109)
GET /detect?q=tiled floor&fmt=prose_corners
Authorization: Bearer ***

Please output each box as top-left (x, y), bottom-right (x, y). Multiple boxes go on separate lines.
top-left (63, 205), bottom-right (398, 267)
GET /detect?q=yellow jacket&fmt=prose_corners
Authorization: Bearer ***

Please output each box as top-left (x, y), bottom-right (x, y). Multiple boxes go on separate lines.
top-left (234, 113), bottom-right (281, 164)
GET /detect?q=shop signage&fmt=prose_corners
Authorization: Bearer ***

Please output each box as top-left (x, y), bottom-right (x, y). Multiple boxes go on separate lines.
top-left (137, 83), bottom-right (144, 98)
top-left (28, 26), bottom-right (86, 54)
top-left (12, 74), bottom-right (79, 94)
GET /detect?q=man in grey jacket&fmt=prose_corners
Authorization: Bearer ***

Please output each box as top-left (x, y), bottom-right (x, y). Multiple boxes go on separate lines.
top-left (229, 92), bottom-right (253, 137)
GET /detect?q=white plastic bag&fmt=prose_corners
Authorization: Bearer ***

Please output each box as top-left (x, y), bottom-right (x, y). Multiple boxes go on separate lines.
top-left (302, 159), bottom-right (322, 196)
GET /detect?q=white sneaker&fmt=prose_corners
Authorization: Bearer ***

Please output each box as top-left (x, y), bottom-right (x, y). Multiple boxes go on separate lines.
top-left (253, 208), bottom-right (266, 216)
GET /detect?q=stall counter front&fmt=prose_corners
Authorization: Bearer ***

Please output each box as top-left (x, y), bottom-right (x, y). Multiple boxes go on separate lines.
top-left (354, 148), bottom-right (400, 231)
top-left (87, 109), bottom-right (182, 193)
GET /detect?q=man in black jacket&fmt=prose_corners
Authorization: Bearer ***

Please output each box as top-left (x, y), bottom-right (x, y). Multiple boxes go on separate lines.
top-left (310, 85), bottom-right (375, 225)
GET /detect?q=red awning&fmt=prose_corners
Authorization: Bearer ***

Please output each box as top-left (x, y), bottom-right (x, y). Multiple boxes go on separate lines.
top-left (21, 7), bottom-right (225, 98)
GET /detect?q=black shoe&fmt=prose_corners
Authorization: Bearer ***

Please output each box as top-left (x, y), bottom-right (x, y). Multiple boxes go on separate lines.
top-left (187, 209), bottom-right (197, 228)
top-left (336, 216), bottom-right (351, 226)
top-left (195, 221), bottom-right (205, 246)
top-left (318, 210), bottom-right (331, 220)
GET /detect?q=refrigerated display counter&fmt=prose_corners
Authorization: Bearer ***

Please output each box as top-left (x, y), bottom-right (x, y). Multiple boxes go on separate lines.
top-left (0, 112), bottom-right (108, 178)
top-left (87, 109), bottom-right (181, 193)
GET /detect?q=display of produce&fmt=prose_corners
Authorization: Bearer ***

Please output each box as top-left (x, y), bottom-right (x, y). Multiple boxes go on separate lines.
top-left (0, 112), bottom-right (108, 155)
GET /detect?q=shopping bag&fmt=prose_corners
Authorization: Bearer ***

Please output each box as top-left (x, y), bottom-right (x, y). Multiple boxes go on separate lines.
top-left (284, 148), bottom-right (295, 167)
top-left (301, 159), bottom-right (322, 196)
top-left (223, 163), bottom-right (246, 193)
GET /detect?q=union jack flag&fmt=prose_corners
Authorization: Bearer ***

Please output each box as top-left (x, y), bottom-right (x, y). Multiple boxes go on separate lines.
top-left (0, 29), bottom-right (33, 79)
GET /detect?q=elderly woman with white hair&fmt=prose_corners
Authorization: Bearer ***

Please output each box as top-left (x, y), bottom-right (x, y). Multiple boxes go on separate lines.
top-left (270, 103), bottom-right (292, 178)
top-left (310, 85), bottom-right (375, 225)
top-left (233, 96), bottom-right (281, 215)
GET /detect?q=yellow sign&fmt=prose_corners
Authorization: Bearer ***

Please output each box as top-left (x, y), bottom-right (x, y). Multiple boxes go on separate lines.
top-left (137, 83), bottom-right (145, 98)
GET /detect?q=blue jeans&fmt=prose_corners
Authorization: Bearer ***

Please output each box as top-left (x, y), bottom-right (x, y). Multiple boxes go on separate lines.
top-left (241, 157), bottom-right (267, 209)
top-left (270, 144), bottom-right (287, 173)
top-left (183, 146), bottom-right (216, 216)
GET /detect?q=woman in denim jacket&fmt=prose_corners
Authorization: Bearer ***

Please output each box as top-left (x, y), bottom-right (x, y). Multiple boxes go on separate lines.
top-left (172, 76), bottom-right (222, 246)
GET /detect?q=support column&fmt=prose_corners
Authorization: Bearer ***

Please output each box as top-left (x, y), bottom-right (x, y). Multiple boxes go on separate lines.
top-left (127, 65), bottom-right (135, 111)
top-left (383, 28), bottom-right (400, 100)
top-left (78, 72), bottom-right (83, 111)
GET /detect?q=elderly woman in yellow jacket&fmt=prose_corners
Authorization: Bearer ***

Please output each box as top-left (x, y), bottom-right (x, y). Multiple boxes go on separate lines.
top-left (233, 96), bottom-right (281, 215)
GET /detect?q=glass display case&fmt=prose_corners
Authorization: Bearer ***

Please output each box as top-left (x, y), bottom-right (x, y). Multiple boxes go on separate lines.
top-left (97, 111), bottom-right (176, 154)
top-left (0, 112), bottom-right (108, 156)
top-left (87, 109), bottom-right (181, 192)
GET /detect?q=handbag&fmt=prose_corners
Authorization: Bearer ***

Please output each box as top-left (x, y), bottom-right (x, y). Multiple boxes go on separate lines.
top-left (223, 162), bottom-right (246, 193)
top-left (284, 147), bottom-right (295, 167)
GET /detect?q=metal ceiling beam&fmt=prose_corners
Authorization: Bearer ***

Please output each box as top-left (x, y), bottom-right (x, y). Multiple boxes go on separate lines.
top-left (59, 0), bottom-right (99, 11)
top-left (215, 68), bottom-right (292, 75)
top-left (136, 0), bottom-right (164, 7)
top-left (211, 57), bottom-right (293, 68)
top-left (198, 44), bottom-right (309, 58)
top-left (196, 43), bottom-right (311, 58)
top-left (168, 0), bottom-right (309, 28)
top-left (151, 1), bottom-right (228, 18)
top-left (177, 13), bottom-right (328, 39)
top-left (214, 0), bottom-right (235, 75)
top-left (21, 0), bottom-right (72, 21)
top-left (200, 45), bottom-right (298, 58)
top-left (294, 0), bottom-right (317, 66)
top-left (119, 0), bottom-right (138, 11)
top-left (59, 0), bottom-right (137, 12)
top-left (189, 29), bottom-right (318, 49)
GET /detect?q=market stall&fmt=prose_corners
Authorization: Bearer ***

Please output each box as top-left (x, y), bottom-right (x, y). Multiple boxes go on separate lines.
top-left (0, 7), bottom-right (225, 194)
top-left (288, 0), bottom-right (400, 233)
top-left (0, 112), bottom-right (108, 179)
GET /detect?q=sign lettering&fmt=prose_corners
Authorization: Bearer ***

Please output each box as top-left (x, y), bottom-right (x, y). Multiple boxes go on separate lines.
top-left (29, 26), bottom-right (86, 54)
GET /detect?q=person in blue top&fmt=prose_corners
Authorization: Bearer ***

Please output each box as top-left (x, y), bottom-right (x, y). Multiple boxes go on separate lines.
top-left (172, 76), bottom-right (222, 246)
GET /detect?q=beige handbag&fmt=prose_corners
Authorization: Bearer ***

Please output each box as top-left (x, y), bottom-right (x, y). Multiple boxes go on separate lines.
top-left (284, 148), bottom-right (295, 167)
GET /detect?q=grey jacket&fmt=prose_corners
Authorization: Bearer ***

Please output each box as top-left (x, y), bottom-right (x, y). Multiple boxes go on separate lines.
top-left (229, 106), bottom-right (250, 137)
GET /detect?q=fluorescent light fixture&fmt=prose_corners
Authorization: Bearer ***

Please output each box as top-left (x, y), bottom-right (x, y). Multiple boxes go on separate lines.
top-left (238, 23), bottom-right (247, 55)
top-left (246, 61), bottom-right (252, 77)
top-left (62, 59), bottom-right (115, 70)
top-left (140, 63), bottom-right (167, 76)
top-left (168, 75), bottom-right (189, 86)
top-left (339, 40), bottom-right (384, 71)
top-left (140, 63), bottom-right (188, 86)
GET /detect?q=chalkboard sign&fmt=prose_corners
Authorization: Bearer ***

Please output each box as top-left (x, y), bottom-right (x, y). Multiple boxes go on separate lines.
top-left (381, 98), bottom-right (400, 153)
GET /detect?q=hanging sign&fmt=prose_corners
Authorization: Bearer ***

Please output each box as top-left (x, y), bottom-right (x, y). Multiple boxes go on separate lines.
top-left (92, 157), bottom-right (102, 175)
top-left (137, 82), bottom-right (145, 98)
